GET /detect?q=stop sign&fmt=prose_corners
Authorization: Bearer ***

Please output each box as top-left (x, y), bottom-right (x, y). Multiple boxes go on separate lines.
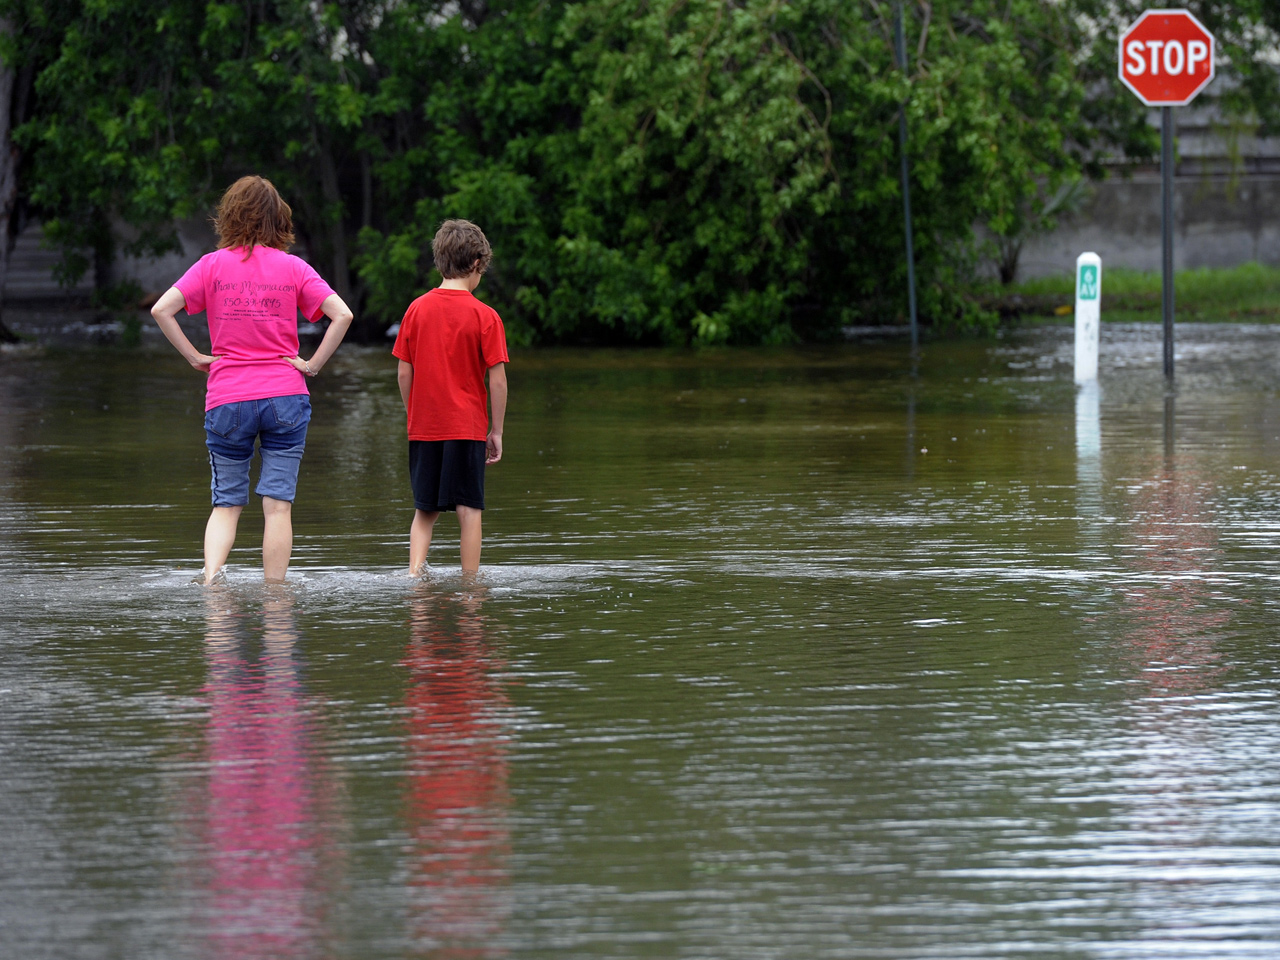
top-left (1119, 10), bottom-right (1215, 106)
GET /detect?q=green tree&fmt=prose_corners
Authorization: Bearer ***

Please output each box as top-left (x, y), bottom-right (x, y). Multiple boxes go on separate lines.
top-left (815, 0), bottom-right (1096, 316)
top-left (351, 0), bottom-right (575, 343)
top-left (6, 0), bottom-right (384, 326)
top-left (6, 0), bottom-right (1279, 344)
top-left (0, 21), bottom-right (22, 343)
top-left (10, 0), bottom-right (212, 291)
top-left (0, 8), bottom-right (56, 341)
top-left (359, 0), bottom-right (1097, 341)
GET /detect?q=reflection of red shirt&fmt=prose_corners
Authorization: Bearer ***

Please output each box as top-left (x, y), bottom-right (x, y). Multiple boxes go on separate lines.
top-left (403, 632), bottom-right (512, 953)
top-left (392, 289), bottom-right (509, 441)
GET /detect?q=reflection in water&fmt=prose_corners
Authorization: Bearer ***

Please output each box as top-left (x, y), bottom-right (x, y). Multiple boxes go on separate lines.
top-left (0, 372), bottom-right (27, 567)
top-left (1121, 454), bottom-right (1228, 699)
top-left (12, 331), bottom-right (1280, 958)
top-left (402, 584), bottom-right (513, 958)
top-left (1112, 411), bottom-right (1238, 940)
top-left (1076, 381), bottom-right (1102, 528)
top-left (905, 374), bottom-right (917, 480)
top-left (194, 587), bottom-right (341, 959)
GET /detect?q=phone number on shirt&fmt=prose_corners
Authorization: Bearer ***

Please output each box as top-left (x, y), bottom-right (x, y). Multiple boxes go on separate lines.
top-left (222, 296), bottom-right (283, 310)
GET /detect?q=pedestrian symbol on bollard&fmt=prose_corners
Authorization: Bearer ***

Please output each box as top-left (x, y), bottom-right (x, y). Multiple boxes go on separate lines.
top-left (1078, 264), bottom-right (1099, 300)
top-left (1080, 264), bottom-right (1100, 302)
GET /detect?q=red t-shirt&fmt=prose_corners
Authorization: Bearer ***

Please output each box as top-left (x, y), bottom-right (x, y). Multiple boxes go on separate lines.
top-left (392, 288), bottom-right (509, 441)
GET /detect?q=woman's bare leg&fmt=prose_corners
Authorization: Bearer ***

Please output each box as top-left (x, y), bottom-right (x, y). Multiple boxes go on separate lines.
top-left (204, 505), bottom-right (244, 583)
top-left (262, 496), bottom-right (293, 582)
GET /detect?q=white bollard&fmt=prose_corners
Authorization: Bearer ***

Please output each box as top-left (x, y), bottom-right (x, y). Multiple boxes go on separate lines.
top-left (1074, 252), bottom-right (1101, 384)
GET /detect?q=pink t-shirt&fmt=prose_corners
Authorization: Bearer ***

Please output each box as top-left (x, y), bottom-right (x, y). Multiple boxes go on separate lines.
top-left (174, 246), bottom-right (336, 411)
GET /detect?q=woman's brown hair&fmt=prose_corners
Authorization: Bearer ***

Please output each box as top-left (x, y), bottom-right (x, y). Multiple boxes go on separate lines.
top-left (213, 176), bottom-right (296, 256)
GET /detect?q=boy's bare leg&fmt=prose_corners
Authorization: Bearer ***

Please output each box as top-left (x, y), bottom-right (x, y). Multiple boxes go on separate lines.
top-left (262, 496), bottom-right (293, 582)
top-left (204, 505), bottom-right (244, 583)
top-left (457, 505), bottom-right (482, 574)
top-left (410, 508), bottom-right (439, 574)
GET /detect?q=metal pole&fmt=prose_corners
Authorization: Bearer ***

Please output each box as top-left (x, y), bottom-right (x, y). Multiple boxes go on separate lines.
top-left (895, 2), bottom-right (918, 349)
top-left (1162, 106), bottom-right (1175, 380)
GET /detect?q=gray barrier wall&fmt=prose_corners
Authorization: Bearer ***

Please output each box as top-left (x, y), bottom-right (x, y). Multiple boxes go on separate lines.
top-left (1017, 173), bottom-right (1280, 279)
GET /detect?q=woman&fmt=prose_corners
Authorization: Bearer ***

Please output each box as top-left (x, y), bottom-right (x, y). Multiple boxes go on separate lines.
top-left (152, 175), bottom-right (353, 584)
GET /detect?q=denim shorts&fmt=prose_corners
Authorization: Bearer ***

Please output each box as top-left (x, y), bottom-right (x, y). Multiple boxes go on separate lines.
top-left (204, 395), bottom-right (311, 506)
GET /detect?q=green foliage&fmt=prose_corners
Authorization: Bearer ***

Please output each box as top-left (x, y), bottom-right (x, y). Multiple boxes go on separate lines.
top-left (4, 1), bottom-right (1279, 343)
top-left (7, 0), bottom-right (212, 275)
top-left (357, 0), bottom-right (1102, 342)
top-left (1012, 262), bottom-right (1280, 322)
top-left (804, 1), bottom-right (1091, 331)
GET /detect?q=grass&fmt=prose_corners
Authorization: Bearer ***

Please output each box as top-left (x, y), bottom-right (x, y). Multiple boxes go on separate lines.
top-left (998, 262), bottom-right (1280, 323)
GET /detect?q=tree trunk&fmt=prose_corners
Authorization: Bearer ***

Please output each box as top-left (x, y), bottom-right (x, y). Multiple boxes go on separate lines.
top-left (0, 23), bottom-right (19, 344)
top-left (317, 138), bottom-right (350, 306)
top-left (316, 133), bottom-right (373, 339)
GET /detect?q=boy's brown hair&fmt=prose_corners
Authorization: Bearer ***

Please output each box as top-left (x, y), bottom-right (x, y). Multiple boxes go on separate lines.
top-left (214, 176), bottom-right (296, 256)
top-left (432, 219), bottom-right (492, 278)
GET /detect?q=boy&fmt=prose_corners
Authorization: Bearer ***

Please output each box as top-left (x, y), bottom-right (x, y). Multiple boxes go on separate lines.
top-left (393, 219), bottom-right (509, 575)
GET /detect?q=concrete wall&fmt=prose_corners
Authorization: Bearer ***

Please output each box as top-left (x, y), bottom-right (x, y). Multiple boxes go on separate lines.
top-left (1017, 173), bottom-right (1280, 279)
top-left (1018, 96), bottom-right (1280, 281)
top-left (114, 218), bottom-right (218, 297)
top-left (4, 218), bottom-right (216, 303)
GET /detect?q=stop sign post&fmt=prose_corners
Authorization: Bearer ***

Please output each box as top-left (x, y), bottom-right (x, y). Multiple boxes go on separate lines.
top-left (1118, 10), bottom-right (1215, 380)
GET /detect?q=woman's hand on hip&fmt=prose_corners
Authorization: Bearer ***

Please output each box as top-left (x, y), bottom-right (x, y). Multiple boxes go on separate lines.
top-left (190, 353), bottom-right (219, 373)
top-left (282, 354), bottom-right (317, 377)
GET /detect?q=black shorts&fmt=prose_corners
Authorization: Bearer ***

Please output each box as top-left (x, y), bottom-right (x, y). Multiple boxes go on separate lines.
top-left (409, 439), bottom-right (486, 511)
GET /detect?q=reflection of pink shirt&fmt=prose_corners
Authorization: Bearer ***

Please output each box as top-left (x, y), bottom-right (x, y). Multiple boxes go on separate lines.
top-left (175, 246), bottom-right (335, 411)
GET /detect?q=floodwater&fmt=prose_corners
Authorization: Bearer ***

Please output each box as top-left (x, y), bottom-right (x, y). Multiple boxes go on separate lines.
top-left (4, 323), bottom-right (1280, 958)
